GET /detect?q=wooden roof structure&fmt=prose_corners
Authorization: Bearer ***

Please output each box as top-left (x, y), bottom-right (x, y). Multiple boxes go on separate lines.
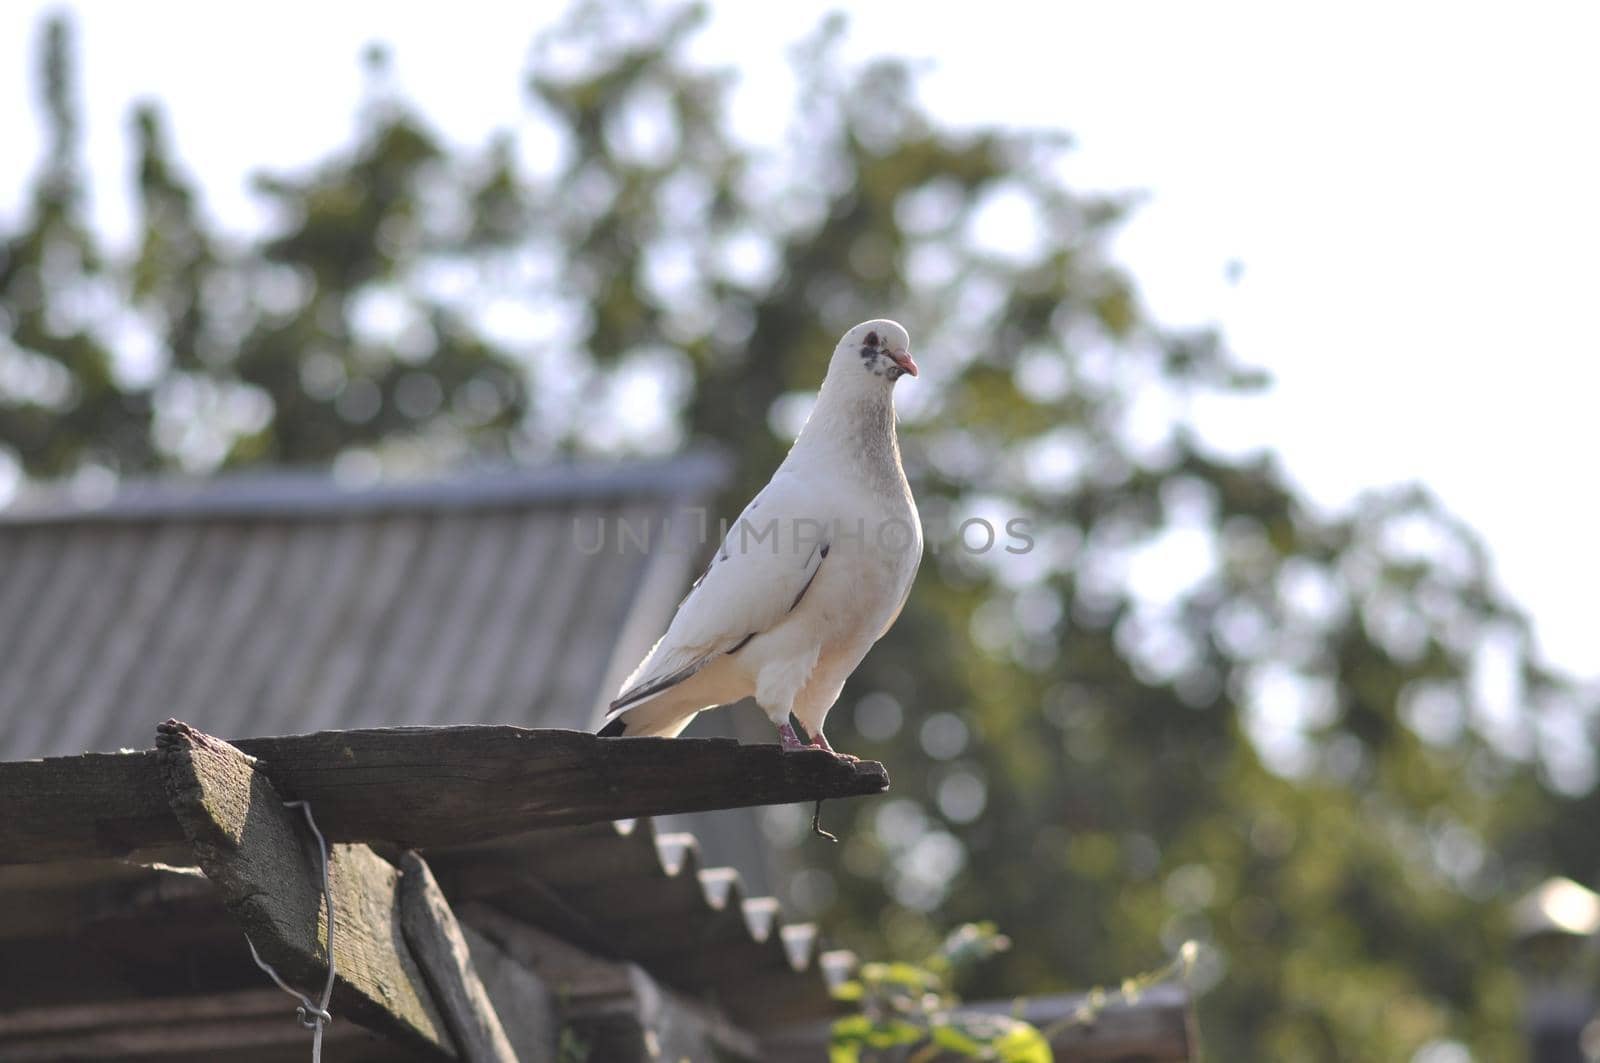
top-left (0, 721), bottom-right (890, 1061)
top-left (0, 721), bottom-right (1196, 1061)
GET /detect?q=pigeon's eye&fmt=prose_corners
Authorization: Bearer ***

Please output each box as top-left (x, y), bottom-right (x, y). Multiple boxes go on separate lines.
top-left (865, 331), bottom-right (879, 347)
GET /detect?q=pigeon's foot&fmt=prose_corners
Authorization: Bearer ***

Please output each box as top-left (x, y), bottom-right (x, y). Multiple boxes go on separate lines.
top-left (808, 732), bottom-right (859, 762)
top-left (778, 722), bottom-right (809, 751)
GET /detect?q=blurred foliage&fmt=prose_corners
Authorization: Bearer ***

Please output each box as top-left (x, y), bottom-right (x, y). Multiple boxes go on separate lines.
top-left (832, 924), bottom-right (1049, 1063)
top-left (4, 4), bottom-right (1598, 1057)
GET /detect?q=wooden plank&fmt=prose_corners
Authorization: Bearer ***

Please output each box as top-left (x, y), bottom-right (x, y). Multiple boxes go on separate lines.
top-left (235, 726), bottom-right (889, 846)
top-left (458, 924), bottom-right (561, 1062)
top-left (397, 852), bottom-right (519, 1063)
top-left (0, 750), bottom-right (175, 865)
top-left (0, 989), bottom-right (426, 1062)
top-left (154, 720), bottom-right (455, 1058)
top-left (0, 988), bottom-right (304, 1037)
top-left (0, 861), bottom-right (210, 941)
top-left (1, 724), bottom-right (889, 865)
top-left (0, 890), bottom-right (256, 1012)
top-left (460, 901), bottom-right (764, 1063)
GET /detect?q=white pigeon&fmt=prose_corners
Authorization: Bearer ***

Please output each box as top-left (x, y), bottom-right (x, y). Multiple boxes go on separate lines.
top-left (599, 319), bottom-right (923, 756)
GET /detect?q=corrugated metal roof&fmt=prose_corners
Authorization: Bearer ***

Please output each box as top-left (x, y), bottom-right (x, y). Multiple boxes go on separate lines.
top-left (0, 454), bottom-right (728, 760)
top-left (0, 453), bottom-right (729, 524)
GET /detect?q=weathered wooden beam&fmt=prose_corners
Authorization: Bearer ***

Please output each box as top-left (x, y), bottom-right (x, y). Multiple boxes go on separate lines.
top-left (460, 901), bottom-right (764, 1063)
top-left (397, 852), bottom-right (519, 1063)
top-left (237, 726), bottom-right (889, 847)
top-left (760, 983), bottom-right (1199, 1063)
top-left (0, 750), bottom-right (175, 865)
top-left (155, 721), bottom-right (455, 1058)
top-left (0, 861), bottom-right (209, 942)
top-left (457, 924), bottom-right (561, 1062)
top-left (0, 874), bottom-right (256, 1012)
top-left (0, 990), bottom-right (427, 1062)
top-left (1, 724), bottom-right (890, 865)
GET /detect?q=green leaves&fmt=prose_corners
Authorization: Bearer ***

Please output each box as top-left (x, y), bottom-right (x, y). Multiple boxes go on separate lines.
top-left (830, 1015), bottom-right (926, 1058)
top-left (829, 924), bottom-right (1047, 1063)
top-left (947, 1017), bottom-right (1051, 1063)
top-left (931, 922), bottom-right (1014, 976)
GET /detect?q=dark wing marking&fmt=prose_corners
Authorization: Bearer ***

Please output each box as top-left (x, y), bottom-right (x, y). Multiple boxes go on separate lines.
top-left (607, 656), bottom-right (710, 716)
top-left (789, 566), bottom-right (822, 611)
top-left (615, 527), bottom-right (826, 718)
top-left (678, 493), bottom-right (764, 605)
top-left (683, 556), bottom-right (714, 601)
top-left (724, 540), bottom-right (828, 656)
top-left (597, 716), bottom-right (629, 737)
top-left (787, 541), bottom-right (829, 612)
top-left (678, 543), bottom-right (723, 609)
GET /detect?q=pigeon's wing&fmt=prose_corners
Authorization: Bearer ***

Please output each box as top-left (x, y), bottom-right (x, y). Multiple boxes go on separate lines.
top-left (607, 471), bottom-right (829, 715)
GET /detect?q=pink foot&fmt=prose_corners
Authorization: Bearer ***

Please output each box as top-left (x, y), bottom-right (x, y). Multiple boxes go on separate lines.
top-left (778, 722), bottom-right (808, 751)
top-left (808, 732), bottom-right (859, 762)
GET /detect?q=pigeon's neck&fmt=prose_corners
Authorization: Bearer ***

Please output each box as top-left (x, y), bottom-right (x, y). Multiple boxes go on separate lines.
top-left (793, 375), bottom-right (902, 482)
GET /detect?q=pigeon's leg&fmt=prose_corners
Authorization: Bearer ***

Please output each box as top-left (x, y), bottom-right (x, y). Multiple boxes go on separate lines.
top-left (757, 648), bottom-right (822, 753)
top-left (807, 731), bottom-right (859, 762)
top-left (777, 721), bottom-right (808, 751)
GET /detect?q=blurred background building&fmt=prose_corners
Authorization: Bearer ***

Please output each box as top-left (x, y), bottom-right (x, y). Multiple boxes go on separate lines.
top-left (0, 456), bottom-right (722, 755)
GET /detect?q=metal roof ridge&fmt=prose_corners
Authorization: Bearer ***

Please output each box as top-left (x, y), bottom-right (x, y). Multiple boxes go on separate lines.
top-left (0, 449), bottom-right (732, 525)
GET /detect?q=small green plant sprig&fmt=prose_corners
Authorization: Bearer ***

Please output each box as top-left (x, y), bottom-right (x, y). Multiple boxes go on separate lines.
top-left (830, 925), bottom-right (1200, 1063)
top-left (829, 923), bottom-right (1050, 1063)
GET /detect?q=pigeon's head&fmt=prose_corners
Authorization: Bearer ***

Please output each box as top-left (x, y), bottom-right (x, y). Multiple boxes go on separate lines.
top-left (838, 319), bottom-right (917, 384)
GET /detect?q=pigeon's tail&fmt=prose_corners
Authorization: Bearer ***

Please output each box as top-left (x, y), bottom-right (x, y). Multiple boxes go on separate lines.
top-left (596, 695), bottom-right (702, 738)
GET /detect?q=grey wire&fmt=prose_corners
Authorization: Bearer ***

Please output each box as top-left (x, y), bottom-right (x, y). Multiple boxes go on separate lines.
top-left (243, 799), bottom-right (336, 1063)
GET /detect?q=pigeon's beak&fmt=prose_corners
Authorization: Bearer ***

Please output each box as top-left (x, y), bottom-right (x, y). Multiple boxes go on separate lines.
top-left (888, 348), bottom-right (918, 378)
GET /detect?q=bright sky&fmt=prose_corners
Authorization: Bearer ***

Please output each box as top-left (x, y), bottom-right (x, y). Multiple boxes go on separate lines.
top-left (1, 2), bottom-right (1596, 683)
